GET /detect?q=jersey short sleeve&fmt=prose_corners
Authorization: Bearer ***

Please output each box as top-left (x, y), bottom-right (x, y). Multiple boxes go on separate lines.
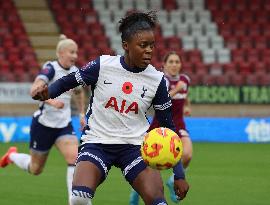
top-left (75, 57), bottom-right (100, 87)
top-left (164, 76), bottom-right (170, 91)
top-left (152, 76), bottom-right (172, 110)
top-left (180, 74), bottom-right (191, 86)
top-left (37, 62), bottom-right (55, 83)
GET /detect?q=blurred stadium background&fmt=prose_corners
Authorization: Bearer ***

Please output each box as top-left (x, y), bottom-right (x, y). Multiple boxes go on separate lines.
top-left (0, 0), bottom-right (270, 204)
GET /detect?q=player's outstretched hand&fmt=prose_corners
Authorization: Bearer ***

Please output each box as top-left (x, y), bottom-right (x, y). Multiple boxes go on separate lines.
top-left (31, 84), bottom-right (49, 101)
top-left (174, 178), bottom-right (189, 201)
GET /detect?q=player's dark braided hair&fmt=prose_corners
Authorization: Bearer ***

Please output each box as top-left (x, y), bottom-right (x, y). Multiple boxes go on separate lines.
top-left (119, 11), bottom-right (157, 42)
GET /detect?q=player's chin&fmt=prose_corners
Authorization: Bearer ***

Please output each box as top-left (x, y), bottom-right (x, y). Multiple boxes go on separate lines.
top-left (140, 60), bottom-right (151, 68)
top-left (69, 60), bottom-right (76, 66)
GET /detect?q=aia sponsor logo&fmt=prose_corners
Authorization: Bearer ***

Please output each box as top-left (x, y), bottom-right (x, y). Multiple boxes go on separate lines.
top-left (105, 97), bottom-right (138, 114)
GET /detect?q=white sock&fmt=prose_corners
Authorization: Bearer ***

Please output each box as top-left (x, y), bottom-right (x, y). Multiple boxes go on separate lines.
top-left (70, 195), bottom-right (92, 205)
top-left (67, 165), bottom-right (75, 204)
top-left (9, 153), bottom-right (30, 171)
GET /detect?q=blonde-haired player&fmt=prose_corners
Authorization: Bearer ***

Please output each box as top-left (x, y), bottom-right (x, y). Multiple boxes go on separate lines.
top-left (0, 34), bottom-right (87, 205)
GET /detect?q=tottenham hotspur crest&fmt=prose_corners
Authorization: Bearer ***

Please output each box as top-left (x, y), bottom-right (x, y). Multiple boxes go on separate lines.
top-left (141, 86), bottom-right (147, 98)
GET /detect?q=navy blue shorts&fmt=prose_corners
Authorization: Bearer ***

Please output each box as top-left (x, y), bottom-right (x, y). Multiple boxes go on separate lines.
top-left (76, 143), bottom-right (147, 184)
top-left (30, 117), bottom-right (75, 152)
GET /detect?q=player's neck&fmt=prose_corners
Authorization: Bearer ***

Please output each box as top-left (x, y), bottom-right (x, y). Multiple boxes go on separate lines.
top-left (121, 56), bottom-right (146, 73)
top-left (57, 60), bottom-right (70, 70)
top-left (165, 72), bottom-right (179, 79)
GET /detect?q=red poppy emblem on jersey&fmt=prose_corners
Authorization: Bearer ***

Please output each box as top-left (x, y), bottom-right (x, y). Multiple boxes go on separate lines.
top-left (122, 82), bottom-right (133, 94)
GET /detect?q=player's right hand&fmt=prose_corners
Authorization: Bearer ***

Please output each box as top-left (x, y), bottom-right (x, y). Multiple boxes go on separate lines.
top-left (31, 84), bottom-right (49, 101)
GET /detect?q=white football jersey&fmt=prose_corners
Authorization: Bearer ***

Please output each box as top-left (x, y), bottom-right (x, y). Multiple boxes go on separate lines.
top-left (33, 61), bottom-right (78, 128)
top-left (79, 55), bottom-right (164, 145)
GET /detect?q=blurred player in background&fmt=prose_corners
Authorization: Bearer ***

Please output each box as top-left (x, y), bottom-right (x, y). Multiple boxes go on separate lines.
top-left (129, 51), bottom-right (193, 205)
top-left (0, 35), bottom-right (86, 205)
top-left (29, 11), bottom-right (189, 205)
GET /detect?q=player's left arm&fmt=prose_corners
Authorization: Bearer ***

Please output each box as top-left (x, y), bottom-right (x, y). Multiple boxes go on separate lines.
top-left (72, 87), bottom-right (86, 129)
top-left (152, 77), bottom-right (189, 200)
top-left (152, 77), bottom-right (174, 130)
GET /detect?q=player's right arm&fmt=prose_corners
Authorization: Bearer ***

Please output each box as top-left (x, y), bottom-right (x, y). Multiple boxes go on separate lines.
top-left (31, 58), bottom-right (100, 101)
top-left (30, 62), bottom-right (54, 96)
top-left (30, 62), bottom-right (63, 108)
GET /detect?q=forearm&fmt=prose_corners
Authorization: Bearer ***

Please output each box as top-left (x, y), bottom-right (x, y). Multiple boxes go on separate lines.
top-left (184, 97), bottom-right (190, 107)
top-left (173, 160), bottom-right (185, 180)
top-left (48, 73), bottom-right (79, 99)
top-left (155, 107), bottom-right (176, 132)
top-left (155, 108), bottom-right (186, 179)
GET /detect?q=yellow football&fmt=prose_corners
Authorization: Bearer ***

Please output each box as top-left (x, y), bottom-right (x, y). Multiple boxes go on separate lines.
top-left (141, 127), bottom-right (183, 170)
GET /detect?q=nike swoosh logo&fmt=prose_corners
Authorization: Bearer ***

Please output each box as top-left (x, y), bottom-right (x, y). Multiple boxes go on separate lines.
top-left (104, 80), bottom-right (112, 84)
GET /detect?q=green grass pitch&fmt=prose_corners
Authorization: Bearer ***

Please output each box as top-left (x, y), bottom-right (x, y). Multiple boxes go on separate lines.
top-left (0, 142), bottom-right (269, 205)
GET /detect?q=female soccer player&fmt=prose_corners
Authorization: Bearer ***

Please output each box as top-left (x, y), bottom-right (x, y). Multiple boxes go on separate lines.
top-left (130, 51), bottom-right (193, 204)
top-left (0, 35), bottom-right (86, 205)
top-left (30, 11), bottom-right (189, 205)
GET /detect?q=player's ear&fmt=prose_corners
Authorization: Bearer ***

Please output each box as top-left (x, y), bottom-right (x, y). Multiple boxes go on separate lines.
top-left (122, 41), bottom-right (128, 52)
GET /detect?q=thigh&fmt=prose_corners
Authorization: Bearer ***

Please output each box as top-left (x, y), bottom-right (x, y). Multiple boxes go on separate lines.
top-left (55, 122), bottom-right (78, 164)
top-left (30, 117), bottom-right (56, 152)
top-left (74, 143), bottom-right (113, 190)
top-left (116, 144), bottom-right (147, 184)
top-left (132, 167), bottom-right (164, 205)
top-left (56, 136), bottom-right (78, 164)
top-left (72, 160), bottom-right (102, 192)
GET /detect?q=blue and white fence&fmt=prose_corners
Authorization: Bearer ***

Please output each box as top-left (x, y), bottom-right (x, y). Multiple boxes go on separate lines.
top-left (0, 117), bottom-right (270, 143)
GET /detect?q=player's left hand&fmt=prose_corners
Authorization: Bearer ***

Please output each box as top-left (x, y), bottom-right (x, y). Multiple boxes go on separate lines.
top-left (174, 178), bottom-right (189, 200)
